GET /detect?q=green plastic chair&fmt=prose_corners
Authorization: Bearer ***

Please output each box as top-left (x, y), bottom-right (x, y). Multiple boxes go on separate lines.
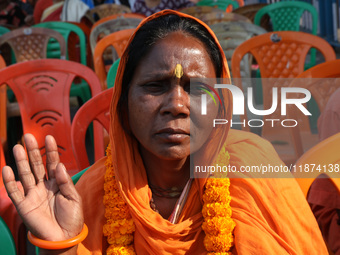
top-left (254, 1), bottom-right (318, 67)
top-left (34, 21), bottom-right (91, 105)
top-left (107, 58), bottom-right (120, 88)
top-left (196, 0), bottom-right (239, 11)
top-left (0, 216), bottom-right (17, 255)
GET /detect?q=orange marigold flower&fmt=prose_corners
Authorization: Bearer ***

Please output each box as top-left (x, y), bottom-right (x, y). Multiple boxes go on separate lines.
top-left (204, 233), bottom-right (234, 252)
top-left (202, 217), bottom-right (236, 235)
top-left (202, 203), bottom-right (232, 218)
top-left (107, 244), bottom-right (136, 255)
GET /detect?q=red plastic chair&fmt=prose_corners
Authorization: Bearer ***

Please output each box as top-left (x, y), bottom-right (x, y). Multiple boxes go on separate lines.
top-left (71, 88), bottom-right (112, 170)
top-left (1, 139), bottom-right (25, 255)
top-left (93, 28), bottom-right (135, 90)
top-left (0, 59), bottom-right (102, 176)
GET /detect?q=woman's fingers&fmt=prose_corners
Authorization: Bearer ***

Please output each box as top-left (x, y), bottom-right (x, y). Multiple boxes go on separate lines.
top-left (13, 143), bottom-right (37, 195)
top-left (45, 135), bottom-right (60, 180)
top-left (55, 163), bottom-right (79, 202)
top-left (2, 166), bottom-right (25, 205)
top-left (24, 134), bottom-right (46, 184)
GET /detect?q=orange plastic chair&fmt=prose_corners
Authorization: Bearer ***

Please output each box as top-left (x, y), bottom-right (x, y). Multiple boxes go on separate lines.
top-left (0, 59), bottom-right (102, 176)
top-left (231, 31), bottom-right (336, 165)
top-left (93, 28), bottom-right (135, 90)
top-left (288, 59), bottom-right (340, 157)
top-left (0, 27), bottom-right (66, 62)
top-left (91, 13), bottom-right (145, 32)
top-left (71, 88), bottom-right (113, 170)
top-left (89, 15), bottom-right (141, 55)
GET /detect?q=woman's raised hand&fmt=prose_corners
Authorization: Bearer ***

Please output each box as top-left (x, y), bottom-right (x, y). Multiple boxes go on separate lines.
top-left (2, 134), bottom-right (84, 241)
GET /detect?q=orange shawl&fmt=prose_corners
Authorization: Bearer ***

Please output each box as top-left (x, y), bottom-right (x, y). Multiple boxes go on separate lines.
top-left (76, 10), bottom-right (328, 255)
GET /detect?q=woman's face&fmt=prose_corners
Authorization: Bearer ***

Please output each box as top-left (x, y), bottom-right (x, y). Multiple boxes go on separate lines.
top-left (128, 31), bottom-right (219, 161)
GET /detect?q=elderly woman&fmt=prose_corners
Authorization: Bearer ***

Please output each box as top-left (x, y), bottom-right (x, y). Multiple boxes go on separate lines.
top-left (2, 10), bottom-right (327, 255)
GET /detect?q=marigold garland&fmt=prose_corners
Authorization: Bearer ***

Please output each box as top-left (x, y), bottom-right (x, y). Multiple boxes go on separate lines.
top-left (202, 146), bottom-right (236, 254)
top-left (103, 144), bottom-right (136, 255)
top-left (103, 144), bottom-right (235, 254)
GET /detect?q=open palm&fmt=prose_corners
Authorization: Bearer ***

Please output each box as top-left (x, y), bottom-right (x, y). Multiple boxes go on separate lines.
top-left (2, 134), bottom-right (83, 241)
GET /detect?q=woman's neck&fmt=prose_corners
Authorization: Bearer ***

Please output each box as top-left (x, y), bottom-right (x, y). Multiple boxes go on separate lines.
top-left (140, 149), bottom-right (190, 191)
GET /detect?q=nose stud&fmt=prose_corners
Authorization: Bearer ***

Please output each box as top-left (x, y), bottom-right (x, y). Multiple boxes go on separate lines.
top-left (174, 64), bottom-right (183, 79)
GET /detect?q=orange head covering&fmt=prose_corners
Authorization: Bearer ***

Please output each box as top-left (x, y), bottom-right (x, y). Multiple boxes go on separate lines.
top-left (108, 9), bottom-right (232, 254)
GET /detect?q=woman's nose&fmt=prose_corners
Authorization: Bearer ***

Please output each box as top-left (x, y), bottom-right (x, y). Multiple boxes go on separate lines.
top-left (160, 85), bottom-right (190, 117)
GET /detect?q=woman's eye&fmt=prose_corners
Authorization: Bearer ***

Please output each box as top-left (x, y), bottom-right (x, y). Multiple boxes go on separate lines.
top-left (142, 83), bottom-right (166, 94)
top-left (190, 83), bottom-right (209, 96)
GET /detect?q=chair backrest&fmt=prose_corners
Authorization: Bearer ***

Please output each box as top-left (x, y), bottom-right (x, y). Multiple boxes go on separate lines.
top-left (91, 13), bottom-right (145, 31)
top-left (33, 21), bottom-right (87, 66)
top-left (179, 6), bottom-right (224, 19)
top-left (68, 21), bottom-right (93, 68)
top-left (90, 16), bottom-right (141, 54)
top-left (231, 31), bottom-right (336, 133)
top-left (107, 58), bottom-right (120, 88)
top-left (293, 132), bottom-right (340, 198)
top-left (254, 1), bottom-right (318, 35)
top-left (199, 12), bottom-right (251, 26)
top-left (71, 88), bottom-right (113, 170)
top-left (0, 59), bottom-right (102, 175)
top-left (93, 28), bottom-right (135, 90)
top-left (210, 21), bottom-right (267, 77)
top-left (290, 59), bottom-right (340, 114)
top-left (87, 3), bottom-right (131, 23)
top-left (196, 0), bottom-right (239, 12)
top-left (0, 27), bottom-right (66, 62)
top-left (0, 216), bottom-right (16, 255)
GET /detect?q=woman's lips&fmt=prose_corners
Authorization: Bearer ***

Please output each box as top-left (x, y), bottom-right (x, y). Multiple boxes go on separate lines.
top-left (155, 128), bottom-right (190, 143)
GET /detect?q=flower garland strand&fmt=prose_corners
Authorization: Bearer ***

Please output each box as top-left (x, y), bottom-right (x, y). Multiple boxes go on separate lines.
top-left (202, 146), bottom-right (236, 254)
top-left (103, 144), bottom-right (136, 255)
top-left (103, 144), bottom-right (235, 254)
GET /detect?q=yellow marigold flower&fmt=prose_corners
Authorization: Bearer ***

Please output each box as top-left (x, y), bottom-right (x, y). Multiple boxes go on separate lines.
top-left (105, 207), bottom-right (131, 219)
top-left (207, 252), bottom-right (232, 255)
top-left (108, 234), bottom-right (134, 246)
top-left (204, 233), bottom-right (234, 252)
top-left (202, 217), bottom-right (236, 235)
top-left (107, 244), bottom-right (136, 255)
top-left (203, 186), bottom-right (231, 203)
top-left (202, 203), bottom-right (232, 218)
top-left (103, 219), bottom-right (135, 236)
top-left (205, 178), bottom-right (230, 189)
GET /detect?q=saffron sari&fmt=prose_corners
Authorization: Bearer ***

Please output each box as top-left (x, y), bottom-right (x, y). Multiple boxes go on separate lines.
top-left (75, 10), bottom-right (328, 254)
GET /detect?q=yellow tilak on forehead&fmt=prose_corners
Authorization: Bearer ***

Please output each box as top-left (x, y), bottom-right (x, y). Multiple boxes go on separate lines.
top-left (174, 64), bottom-right (184, 79)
